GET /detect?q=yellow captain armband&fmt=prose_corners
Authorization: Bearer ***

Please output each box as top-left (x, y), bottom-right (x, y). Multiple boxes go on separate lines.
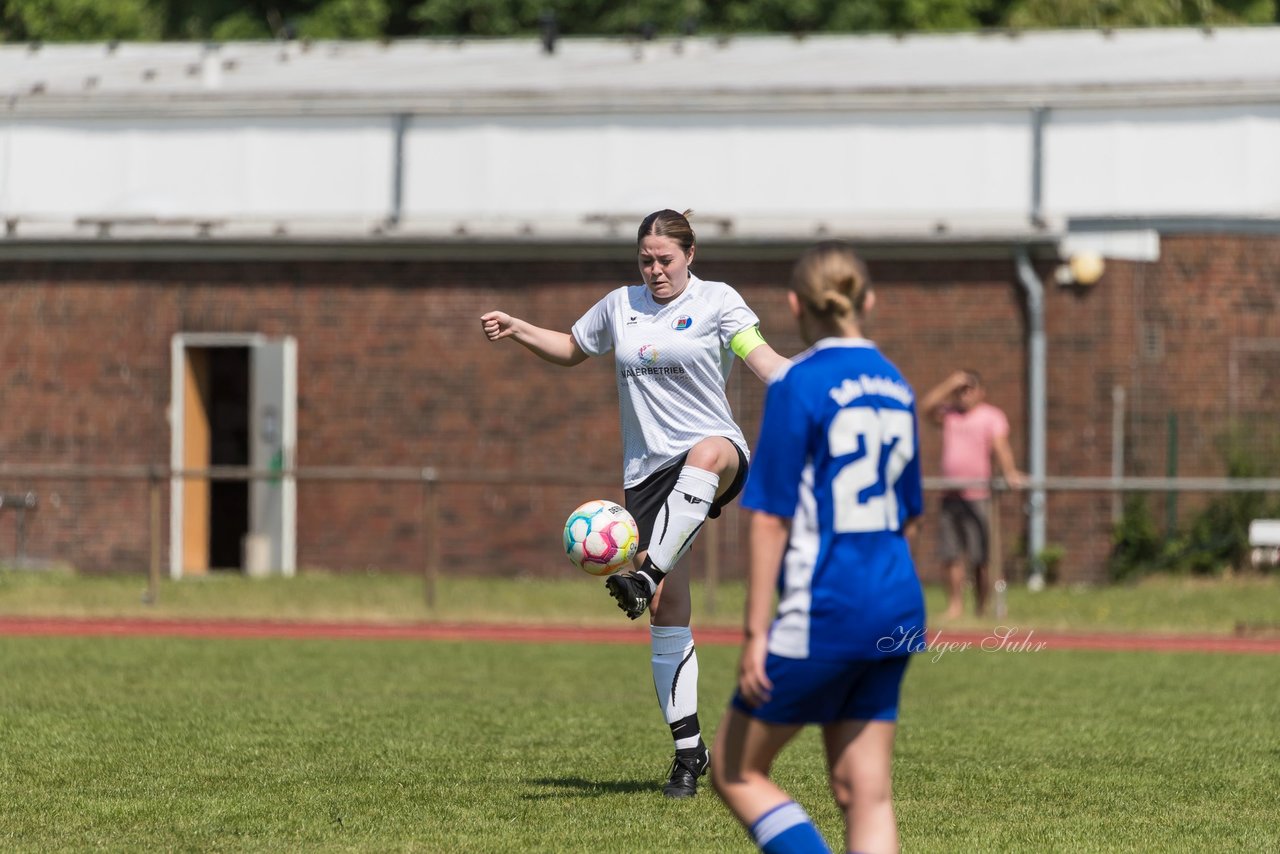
top-left (730, 325), bottom-right (767, 360)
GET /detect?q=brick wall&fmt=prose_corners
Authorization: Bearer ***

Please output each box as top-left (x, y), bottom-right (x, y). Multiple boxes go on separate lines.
top-left (2, 233), bottom-right (1276, 582)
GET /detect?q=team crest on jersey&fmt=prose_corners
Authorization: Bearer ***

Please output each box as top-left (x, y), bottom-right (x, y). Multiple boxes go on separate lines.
top-left (639, 344), bottom-right (659, 365)
top-left (671, 315), bottom-right (693, 331)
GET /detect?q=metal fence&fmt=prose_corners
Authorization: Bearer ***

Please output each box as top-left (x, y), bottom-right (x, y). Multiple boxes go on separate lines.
top-left (2, 463), bottom-right (1279, 609)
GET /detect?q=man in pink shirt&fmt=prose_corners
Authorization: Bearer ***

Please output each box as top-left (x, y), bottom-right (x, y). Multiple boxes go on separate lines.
top-left (921, 370), bottom-right (1025, 619)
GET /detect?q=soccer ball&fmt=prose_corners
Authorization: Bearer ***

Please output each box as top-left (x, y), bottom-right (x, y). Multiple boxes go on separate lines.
top-left (563, 500), bottom-right (639, 576)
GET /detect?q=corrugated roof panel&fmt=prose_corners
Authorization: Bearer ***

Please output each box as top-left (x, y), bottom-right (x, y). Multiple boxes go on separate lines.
top-left (4, 28), bottom-right (1280, 114)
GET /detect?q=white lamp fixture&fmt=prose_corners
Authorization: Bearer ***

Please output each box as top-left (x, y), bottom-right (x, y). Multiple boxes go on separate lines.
top-left (1055, 250), bottom-right (1106, 286)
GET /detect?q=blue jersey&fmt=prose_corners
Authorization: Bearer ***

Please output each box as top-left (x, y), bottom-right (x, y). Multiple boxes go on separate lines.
top-left (742, 338), bottom-right (926, 661)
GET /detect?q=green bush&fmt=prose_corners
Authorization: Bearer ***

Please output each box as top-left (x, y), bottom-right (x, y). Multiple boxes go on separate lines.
top-left (1111, 428), bottom-right (1280, 578)
top-left (1036, 542), bottom-right (1066, 583)
top-left (1109, 494), bottom-right (1163, 581)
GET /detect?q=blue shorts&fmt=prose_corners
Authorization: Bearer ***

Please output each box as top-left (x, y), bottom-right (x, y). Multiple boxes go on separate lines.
top-left (732, 654), bottom-right (911, 725)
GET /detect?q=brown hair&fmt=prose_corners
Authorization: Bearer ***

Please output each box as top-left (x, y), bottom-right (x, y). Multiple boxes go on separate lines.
top-left (789, 241), bottom-right (871, 318)
top-left (637, 209), bottom-right (696, 254)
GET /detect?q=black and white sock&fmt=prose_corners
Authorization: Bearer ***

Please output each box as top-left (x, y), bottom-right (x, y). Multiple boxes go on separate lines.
top-left (635, 465), bottom-right (720, 592)
top-left (650, 625), bottom-right (701, 752)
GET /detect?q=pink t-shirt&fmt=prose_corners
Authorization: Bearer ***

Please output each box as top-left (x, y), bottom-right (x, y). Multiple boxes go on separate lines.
top-left (940, 402), bottom-right (1009, 500)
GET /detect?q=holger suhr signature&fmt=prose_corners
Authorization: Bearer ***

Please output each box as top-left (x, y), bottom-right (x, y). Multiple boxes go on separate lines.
top-left (878, 626), bottom-right (1049, 662)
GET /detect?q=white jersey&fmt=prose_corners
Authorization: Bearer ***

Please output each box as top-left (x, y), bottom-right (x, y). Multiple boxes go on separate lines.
top-left (571, 275), bottom-right (758, 487)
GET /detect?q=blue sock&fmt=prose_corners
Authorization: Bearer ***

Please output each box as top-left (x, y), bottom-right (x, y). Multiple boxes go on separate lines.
top-left (749, 801), bottom-right (831, 854)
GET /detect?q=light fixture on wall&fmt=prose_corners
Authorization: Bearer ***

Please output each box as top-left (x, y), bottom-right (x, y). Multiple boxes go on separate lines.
top-left (1055, 250), bottom-right (1105, 286)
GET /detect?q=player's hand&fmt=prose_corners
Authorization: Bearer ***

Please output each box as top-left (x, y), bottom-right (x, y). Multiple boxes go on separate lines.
top-left (736, 634), bottom-right (772, 708)
top-left (480, 311), bottom-right (517, 341)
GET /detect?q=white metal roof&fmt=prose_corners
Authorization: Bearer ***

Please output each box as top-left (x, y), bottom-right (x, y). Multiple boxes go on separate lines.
top-left (4, 27), bottom-right (1280, 117)
top-left (3, 27), bottom-right (1279, 254)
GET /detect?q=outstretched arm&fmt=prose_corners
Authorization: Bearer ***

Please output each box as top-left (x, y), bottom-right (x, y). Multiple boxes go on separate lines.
top-left (743, 343), bottom-right (790, 383)
top-left (480, 311), bottom-right (589, 367)
top-left (731, 326), bottom-right (789, 383)
top-left (737, 510), bottom-right (790, 708)
top-left (993, 433), bottom-right (1027, 489)
top-left (919, 371), bottom-right (969, 423)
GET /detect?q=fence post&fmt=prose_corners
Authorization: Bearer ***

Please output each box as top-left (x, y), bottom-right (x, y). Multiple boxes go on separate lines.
top-left (423, 467), bottom-right (440, 610)
top-left (990, 481), bottom-right (1006, 619)
top-left (144, 467), bottom-right (162, 605)
top-left (1111, 385), bottom-right (1126, 525)
top-left (1165, 412), bottom-right (1179, 536)
top-left (16, 494), bottom-right (32, 565)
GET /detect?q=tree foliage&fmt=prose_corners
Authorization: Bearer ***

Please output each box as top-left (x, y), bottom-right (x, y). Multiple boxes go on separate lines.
top-left (0, 0), bottom-right (1275, 42)
top-left (299, 0), bottom-right (389, 38)
top-left (2, 0), bottom-right (163, 41)
top-left (1006, 0), bottom-right (1274, 27)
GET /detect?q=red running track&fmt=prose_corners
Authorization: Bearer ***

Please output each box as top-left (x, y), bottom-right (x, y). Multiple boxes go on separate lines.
top-left (1, 616), bottom-right (1278, 654)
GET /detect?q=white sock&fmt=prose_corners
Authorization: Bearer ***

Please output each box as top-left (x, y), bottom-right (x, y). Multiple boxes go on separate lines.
top-left (651, 625), bottom-right (702, 751)
top-left (646, 466), bottom-right (720, 576)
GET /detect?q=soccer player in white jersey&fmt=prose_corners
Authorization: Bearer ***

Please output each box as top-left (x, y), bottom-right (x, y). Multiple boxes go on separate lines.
top-left (711, 242), bottom-right (926, 854)
top-left (480, 209), bottom-right (789, 798)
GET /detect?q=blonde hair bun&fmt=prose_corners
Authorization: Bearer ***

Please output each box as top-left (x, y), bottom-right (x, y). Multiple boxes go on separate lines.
top-left (790, 242), bottom-right (870, 319)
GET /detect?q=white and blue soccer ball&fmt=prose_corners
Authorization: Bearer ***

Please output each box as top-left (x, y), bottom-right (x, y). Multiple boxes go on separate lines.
top-left (563, 500), bottom-right (639, 576)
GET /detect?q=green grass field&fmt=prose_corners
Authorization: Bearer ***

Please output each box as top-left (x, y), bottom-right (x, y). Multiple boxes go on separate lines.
top-left (2, 570), bottom-right (1279, 851)
top-left (1, 633), bottom-right (1277, 852)
top-left (2, 568), bottom-right (1278, 635)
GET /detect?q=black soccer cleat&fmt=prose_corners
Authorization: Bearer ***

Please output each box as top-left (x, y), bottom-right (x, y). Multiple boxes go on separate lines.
top-left (662, 743), bottom-right (710, 799)
top-left (604, 571), bottom-right (654, 620)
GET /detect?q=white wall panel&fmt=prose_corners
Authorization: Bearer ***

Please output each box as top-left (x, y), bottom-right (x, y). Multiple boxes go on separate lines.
top-left (1046, 106), bottom-right (1280, 216)
top-left (402, 111), bottom-right (1031, 223)
top-left (4, 103), bottom-right (1279, 231)
top-left (0, 124), bottom-right (10, 211)
top-left (0, 117), bottom-right (394, 219)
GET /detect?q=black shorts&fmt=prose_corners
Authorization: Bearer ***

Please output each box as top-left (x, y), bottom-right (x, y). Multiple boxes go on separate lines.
top-left (624, 442), bottom-right (749, 551)
top-left (938, 493), bottom-right (990, 569)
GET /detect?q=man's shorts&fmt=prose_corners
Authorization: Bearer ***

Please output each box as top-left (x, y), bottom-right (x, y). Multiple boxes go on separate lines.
top-left (624, 441), bottom-right (749, 551)
top-left (732, 654), bottom-right (912, 725)
top-left (938, 493), bottom-right (990, 569)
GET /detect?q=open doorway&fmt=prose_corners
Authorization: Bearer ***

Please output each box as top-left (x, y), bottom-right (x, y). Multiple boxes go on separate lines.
top-left (207, 347), bottom-right (250, 570)
top-left (179, 346), bottom-right (250, 573)
top-left (171, 334), bottom-right (296, 579)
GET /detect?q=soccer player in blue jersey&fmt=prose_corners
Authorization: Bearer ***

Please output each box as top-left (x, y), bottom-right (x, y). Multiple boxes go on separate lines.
top-left (711, 242), bottom-right (926, 854)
